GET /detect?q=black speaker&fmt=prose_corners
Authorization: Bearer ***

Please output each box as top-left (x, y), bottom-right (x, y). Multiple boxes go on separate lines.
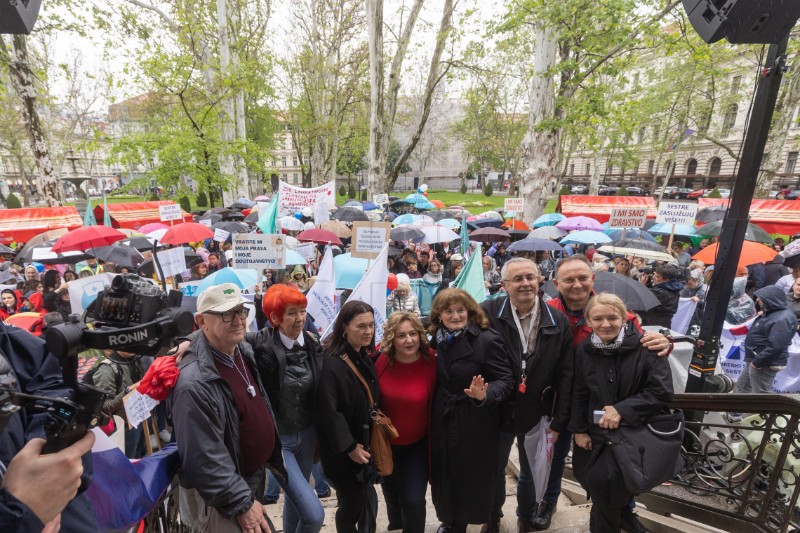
top-left (0, 0), bottom-right (41, 35)
top-left (682, 0), bottom-right (800, 44)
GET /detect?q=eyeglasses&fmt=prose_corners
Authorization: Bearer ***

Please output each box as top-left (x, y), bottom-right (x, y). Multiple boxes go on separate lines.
top-left (208, 307), bottom-right (248, 323)
top-left (503, 274), bottom-right (538, 284)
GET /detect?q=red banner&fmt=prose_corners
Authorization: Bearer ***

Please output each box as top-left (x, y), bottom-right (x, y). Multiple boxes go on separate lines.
top-left (557, 196), bottom-right (658, 222)
top-left (94, 201), bottom-right (192, 230)
top-left (0, 207), bottom-right (82, 244)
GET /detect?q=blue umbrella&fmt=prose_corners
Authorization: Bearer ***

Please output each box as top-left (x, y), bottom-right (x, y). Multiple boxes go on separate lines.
top-left (196, 267), bottom-right (259, 294)
top-left (437, 219), bottom-right (461, 230)
top-left (334, 253), bottom-right (369, 289)
top-left (405, 193), bottom-right (426, 203)
top-left (392, 214), bottom-right (434, 226)
top-left (532, 213), bottom-right (565, 228)
top-left (344, 200), bottom-right (363, 207)
top-left (647, 223), bottom-right (696, 237)
top-left (469, 218), bottom-right (504, 229)
top-left (508, 238), bottom-right (563, 253)
top-left (604, 228), bottom-right (656, 242)
top-left (236, 197), bottom-right (256, 207)
top-left (362, 201), bottom-right (380, 211)
top-left (285, 249), bottom-right (307, 265)
top-left (414, 200), bottom-right (437, 210)
top-left (560, 230), bottom-right (612, 245)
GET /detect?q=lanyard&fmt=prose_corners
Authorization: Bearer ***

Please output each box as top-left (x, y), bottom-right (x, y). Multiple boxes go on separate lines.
top-left (511, 305), bottom-right (536, 394)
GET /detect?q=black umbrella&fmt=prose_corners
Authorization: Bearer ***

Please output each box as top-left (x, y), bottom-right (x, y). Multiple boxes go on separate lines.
top-left (508, 238), bottom-right (562, 253)
top-left (138, 251), bottom-right (203, 277)
top-left (508, 229), bottom-right (530, 241)
top-left (0, 243), bottom-right (14, 255)
top-left (696, 205), bottom-right (728, 224)
top-left (212, 221), bottom-right (249, 234)
top-left (197, 213), bottom-right (223, 225)
top-left (388, 246), bottom-right (404, 257)
top-left (221, 211), bottom-right (245, 221)
top-left (610, 239), bottom-right (667, 252)
top-left (90, 245), bottom-right (145, 268)
top-left (119, 236), bottom-right (159, 251)
top-left (331, 207), bottom-right (370, 223)
top-left (245, 211), bottom-right (260, 223)
top-left (228, 202), bottom-right (251, 211)
top-left (544, 271), bottom-right (660, 311)
top-left (469, 218), bottom-right (504, 229)
top-left (427, 210), bottom-right (457, 222)
top-left (15, 243), bottom-right (93, 265)
top-left (204, 207), bottom-right (232, 216)
top-left (390, 227), bottom-right (425, 241)
top-left (696, 220), bottom-right (774, 244)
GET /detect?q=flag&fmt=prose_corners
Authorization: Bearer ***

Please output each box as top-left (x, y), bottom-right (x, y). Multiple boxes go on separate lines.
top-left (257, 193), bottom-right (278, 234)
top-left (86, 427), bottom-right (180, 530)
top-left (102, 190), bottom-right (112, 226)
top-left (306, 247), bottom-right (337, 335)
top-left (326, 244), bottom-right (389, 342)
top-left (83, 198), bottom-right (96, 226)
top-left (460, 213), bottom-right (469, 256)
top-left (453, 243), bottom-right (486, 304)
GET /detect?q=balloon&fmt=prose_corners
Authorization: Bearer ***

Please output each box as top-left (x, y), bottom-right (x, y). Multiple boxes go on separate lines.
top-left (386, 288), bottom-right (392, 297)
top-left (417, 187), bottom-right (422, 193)
top-left (419, 184), bottom-right (429, 192)
top-left (302, 207), bottom-right (313, 217)
top-left (396, 273), bottom-right (410, 286)
top-left (423, 192), bottom-right (428, 197)
top-left (303, 221), bottom-right (315, 230)
top-left (294, 212), bottom-right (303, 219)
top-left (387, 273), bottom-right (398, 291)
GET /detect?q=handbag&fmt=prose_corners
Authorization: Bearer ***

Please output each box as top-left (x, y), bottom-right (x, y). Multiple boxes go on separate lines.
top-left (339, 354), bottom-right (399, 476)
top-left (608, 409), bottom-right (685, 494)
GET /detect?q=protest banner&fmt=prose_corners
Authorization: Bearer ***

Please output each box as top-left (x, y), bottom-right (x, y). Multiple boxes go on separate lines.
top-left (374, 193), bottom-right (389, 206)
top-left (278, 181), bottom-right (335, 217)
top-left (198, 219), bottom-right (212, 228)
top-left (351, 221), bottom-right (391, 260)
top-left (68, 273), bottom-right (116, 315)
top-left (178, 280), bottom-right (203, 298)
top-left (656, 200), bottom-right (698, 225)
top-left (158, 204), bottom-right (183, 222)
top-left (213, 228), bottom-right (230, 243)
top-left (306, 247), bottom-right (336, 335)
top-left (295, 242), bottom-right (316, 262)
top-left (608, 207), bottom-right (648, 229)
top-left (232, 234), bottom-right (285, 270)
top-left (155, 248), bottom-right (187, 279)
top-left (123, 390), bottom-right (160, 429)
top-left (504, 198), bottom-right (524, 213)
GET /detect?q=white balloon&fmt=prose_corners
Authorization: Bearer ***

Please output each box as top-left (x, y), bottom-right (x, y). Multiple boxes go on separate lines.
top-left (304, 221), bottom-right (315, 230)
top-left (302, 207), bottom-right (313, 217)
top-left (419, 184), bottom-right (429, 192)
top-left (396, 273), bottom-right (411, 286)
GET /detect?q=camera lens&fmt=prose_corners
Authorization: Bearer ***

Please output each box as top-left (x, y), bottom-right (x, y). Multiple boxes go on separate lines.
top-left (111, 274), bottom-right (127, 291)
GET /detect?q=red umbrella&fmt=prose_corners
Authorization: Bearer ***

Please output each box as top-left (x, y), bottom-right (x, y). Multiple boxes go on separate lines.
top-left (138, 222), bottom-right (169, 234)
top-left (469, 227), bottom-right (511, 243)
top-left (296, 228), bottom-right (343, 246)
top-left (51, 226), bottom-right (126, 253)
top-left (160, 222), bottom-right (214, 245)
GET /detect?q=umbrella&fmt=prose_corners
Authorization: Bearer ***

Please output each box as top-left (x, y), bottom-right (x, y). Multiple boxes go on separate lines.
top-left (51, 226), bottom-right (127, 253)
top-left (18, 245), bottom-right (93, 265)
top-left (556, 216), bottom-right (603, 231)
top-left (254, 195), bottom-right (271, 201)
top-left (695, 220), bottom-right (774, 244)
top-left (508, 239), bottom-right (563, 253)
top-left (388, 246), bottom-right (403, 257)
top-left (236, 197), bottom-right (255, 207)
top-left (319, 220), bottom-right (353, 238)
top-left (139, 223), bottom-right (169, 234)
top-left (560, 230), bottom-right (612, 245)
top-left (647, 223), bottom-right (696, 237)
top-left (89, 245), bottom-right (145, 268)
top-left (331, 207), bottom-right (370, 223)
top-left (693, 241), bottom-right (778, 268)
top-left (147, 229), bottom-right (168, 241)
top-left (285, 250), bottom-right (307, 266)
top-left (529, 226), bottom-right (568, 240)
top-left (212, 221), bottom-right (249, 235)
top-left (544, 271), bottom-right (660, 311)
top-left (0, 243), bottom-right (15, 255)
top-left (470, 227), bottom-right (511, 243)
top-left (117, 229), bottom-right (144, 238)
top-left (610, 239), bottom-right (667, 252)
top-left (414, 225), bottom-right (460, 244)
top-left (297, 229), bottom-right (343, 246)
top-left (508, 229), bottom-right (530, 241)
top-left (446, 206), bottom-right (472, 217)
top-left (436, 219), bottom-right (461, 230)
top-left (245, 211), bottom-right (260, 224)
top-left (5, 312), bottom-right (44, 333)
top-left (533, 213), bottom-right (565, 228)
top-left (23, 228), bottom-right (70, 248)
top-left (414, 200), bottom-right (437, 210)
top-left (138, 251), bottom-right (204, 276)
top-left (390, 226), bottom-right (425, 241)
top-left (427, 210), bottom-right (457, 222)
top-left (404, 193), bottom-right (426, 203)
top-left (468, 218), bottom-right (505, 229)
top-left (197, 213), bottom-right (223, 225)
top-left (362, 202), bottom-right (380, 211)
top-left (696, 205), bottom-right (729, 224)
top-left (344, 200), bottom-right (363, 207)
top-left (604, 228), bottom-right (656, 242)
top-left (334, 253), bottom-right (370, 289)
top-left (430, 200), bottom-right (446, 208)
top-left (278, 216), bottom-right (305, 232)
top-left (366, 211), bottom-right (385, 222)
top-left (502, 219), bottom-right (530, 231)
top-left (228, 202), bottom-right (251, 210)
top-left (596, 246), bottom-right (675, 262)
top-left (196, 268), bottom-right (259, 294)
top-left (161, 223), bottom-right (214, 246)
top-left (392, 214), bottom-right (434, 226)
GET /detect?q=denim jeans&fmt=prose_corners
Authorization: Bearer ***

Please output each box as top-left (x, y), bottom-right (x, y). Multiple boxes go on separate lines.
top-left (380, 436), bottom-right (429, 533)
top-left (265, 471), bottom-right (280, 501)
top-left (492, 431), bottom-right (535, 521)
top-left (311, 462), bottom-right (330, 496)
top-left (729, 364), bottom-right (780, 420)
top-left (543, 429), bottom-right (572, 504)
top-left (275, 426), bottom-right (325, 533)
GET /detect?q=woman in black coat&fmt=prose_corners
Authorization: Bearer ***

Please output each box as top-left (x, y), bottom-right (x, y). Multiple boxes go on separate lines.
top-left (569, 293), bottom-right (673, 533)
top-left (315, 300), bottom-right (379, 532)
top-left (428, 288), bottom-right (514, 533)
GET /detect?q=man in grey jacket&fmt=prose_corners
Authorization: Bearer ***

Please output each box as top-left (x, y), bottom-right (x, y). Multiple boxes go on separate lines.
top-left (168, 283), bottom-right (286, 533)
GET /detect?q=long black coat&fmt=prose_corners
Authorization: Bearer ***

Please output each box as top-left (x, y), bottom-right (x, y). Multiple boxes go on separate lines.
top-left (429, 324), bottom-right (514, 525)
top-left (482, 295), bottom-right (575, 434)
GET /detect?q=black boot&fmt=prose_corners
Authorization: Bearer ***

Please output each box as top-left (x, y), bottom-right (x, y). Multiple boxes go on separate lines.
top-left (518, 518), bottom-right (536, 533)
top-left (620, 511), bottom-right (651, 533)
top-left (480, 517), bottom-right (501, 533)
top-left (533, 501), bottom-right (557, 531)
top-left (437, 524), bottom-right (468, 533)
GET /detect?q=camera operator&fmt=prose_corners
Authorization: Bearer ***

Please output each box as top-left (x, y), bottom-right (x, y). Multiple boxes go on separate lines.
top-left (0, 321), bottom-right (98, 532)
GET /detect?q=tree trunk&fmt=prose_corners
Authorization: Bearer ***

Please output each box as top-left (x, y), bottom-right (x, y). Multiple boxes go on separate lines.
top-left (1, 36), bottom-right (63, 206)
top-left (520, 23), bottom-right (559, 224)
top-left (17, 157), bottom-right (29, 207)
top-left (366, 0), bottom-right (385, 197)
top-left (589, 149), bottom-right (604, 195)
top-left (217, 0), bottom-right (240, 208)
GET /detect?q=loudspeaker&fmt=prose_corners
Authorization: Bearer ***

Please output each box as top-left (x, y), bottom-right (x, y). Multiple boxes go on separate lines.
top-left (682, 0), bottom-right (800, 44)
top-left (0, 0), bottom-right (41, 35)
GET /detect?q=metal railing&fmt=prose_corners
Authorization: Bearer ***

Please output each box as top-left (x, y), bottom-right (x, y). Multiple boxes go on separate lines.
top-left (636, 393), bottom-right (800, 533)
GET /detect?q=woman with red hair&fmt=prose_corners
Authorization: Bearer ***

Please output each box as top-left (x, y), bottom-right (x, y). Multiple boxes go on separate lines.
top-left (244, 283), bottom-right (324, 533)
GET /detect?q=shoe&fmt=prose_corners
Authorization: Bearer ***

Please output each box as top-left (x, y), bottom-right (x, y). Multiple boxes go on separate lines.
top-left (316, 489), bottom-right (331, 498)
top-left (518, 518), bottom-right (536, 533)
top-left (262, 497), bottom-right (278, 505)
top-left (149, 435), bottom-right (159, 449)
top-left (620, 512), bottom-right (651, 533)
top-left (437, 524), bottom-right (467, 533)
top-left (480, 518), bottom-right (500, 533)
top-left (532, 501), bottom-right (556, 531)
top-left (158, 429), bottom-right (172, 443)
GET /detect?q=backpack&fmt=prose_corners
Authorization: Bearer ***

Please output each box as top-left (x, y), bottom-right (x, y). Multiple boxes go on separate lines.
top-left (83, 358), bottom-right (124, 393)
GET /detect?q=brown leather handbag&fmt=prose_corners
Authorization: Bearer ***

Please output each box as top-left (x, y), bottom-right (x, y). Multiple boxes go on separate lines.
top-left (339, 354), bottom-right (399, 476)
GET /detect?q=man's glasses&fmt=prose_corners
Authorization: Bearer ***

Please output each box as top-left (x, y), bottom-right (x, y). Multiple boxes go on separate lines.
top-left (503, 274), bottom-right (538, 284)
top-left (208, 307), bottom-right (248, 322)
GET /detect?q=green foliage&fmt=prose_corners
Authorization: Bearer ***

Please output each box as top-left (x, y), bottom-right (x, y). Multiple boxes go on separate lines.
top-left (706, 187), bottom-right (722, 198)
top-left (617, 186), bottom-right (629, 196)
top-left (179, 195), bottom-right (191, 213)
top-left (386, 141), bottom-right (412, 175)
top-left (6, 193), bottom-right (20, 209)
top-left (338, 184), bottom-right (347, 197)
top-left (196, 192), bottom-right (208, 208)
top-left (460, 182), bottom-right (468, 194)
top-left (559, 185), bottom-right (570, 197)
top-left (348, 184), bottom-right (356, 198)
top-left (483, 183), bottom-right (494, 197)
top-left (360, 190), bottom-right (367, 201)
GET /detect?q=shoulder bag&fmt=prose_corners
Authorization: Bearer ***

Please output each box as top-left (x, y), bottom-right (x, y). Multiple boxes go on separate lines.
top-left (339, 354), bottom-right (399, 476)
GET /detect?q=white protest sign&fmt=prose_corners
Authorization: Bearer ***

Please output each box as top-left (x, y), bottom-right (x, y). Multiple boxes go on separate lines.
top-left (351, 221), bottom-right (391, 260)
top-left (68, 273), bottom-right (116, 315)
top-left (156, 247), bottom-right (187, 279)
top-left (504, 198), bottom-right (524, 213)
top-left (233, 234), bottom-right (285, 270)
top-left (199, 219), bottom-right (213, 228)
top-left (278, 181), bottom-right (336, 217)
top-left (159, 204), bottom-right (183, 222)
top-left (123, 390), bottom-right (160, 429)
top-left (213, 228), bottom-right (230, 243)
top-left (608, 207), bottom-right (648, 229)
top-left (178, 280), bottom-right (204, 298)
top-left (374, 193), bottom-right (389, 206)
top-left (656, 200), bottom-right (698, 225)
top-left (314, 201), bottom-right (332, 225)
top-left (295, 242), bottom-right (316, 262)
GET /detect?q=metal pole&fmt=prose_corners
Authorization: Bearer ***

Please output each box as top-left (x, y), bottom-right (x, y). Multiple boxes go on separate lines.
top-left (685, 36), bottom-right (789, 395)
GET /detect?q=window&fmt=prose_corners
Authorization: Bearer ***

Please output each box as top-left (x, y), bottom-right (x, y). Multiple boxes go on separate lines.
top-left (569, 163), bottom-right (575, 176)
top-left (293, 173), bottom-right (299, 184)
top-left (722, 104), bottom-right (738, 136)
top-left (786, 152), bottom-right (799, 175)
top-left (282, 173), bottom-right (287, 179)
top-left (652, 125), bottom-right (660, 144)
top-left (586, 163), bottom-right (591, 175)
top-left (647, 159), bottom-right (655, 175)
top-left (281, 156), bottom-right (287, 167)
top-left (731, 75), bottom-right (742, 94)
top-left (293, 157), bottom-right (298, 167)
top-left (638, 126), bottom-right (646, 144)
top-left (687, 159), bottom-right (698, 175)
top-left (709, 157), bottom-right (722, 176)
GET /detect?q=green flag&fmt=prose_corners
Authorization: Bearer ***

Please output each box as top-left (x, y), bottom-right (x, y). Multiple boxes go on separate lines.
top-left (102, 190), bottom-right (112, 226)
top-left (460, 212), bottom-right (469, 255)
top-left (257, 194), bottom-right (278, 234)
top-left (453, 244), bottom-right (485, 304)
top-left (83, 198), bottom-right (97, 226)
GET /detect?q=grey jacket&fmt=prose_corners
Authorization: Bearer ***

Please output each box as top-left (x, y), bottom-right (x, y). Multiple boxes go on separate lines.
top-left (92, 353), bottom-right (144, 418)
top-left (745, 286), bottom-right (797, 368)
top-left (167, 331), bottom-right (286, 519)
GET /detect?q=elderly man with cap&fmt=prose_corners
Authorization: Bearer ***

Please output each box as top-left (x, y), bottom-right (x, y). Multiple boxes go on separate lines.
top-left (168, 283), bottom-right (286, 533)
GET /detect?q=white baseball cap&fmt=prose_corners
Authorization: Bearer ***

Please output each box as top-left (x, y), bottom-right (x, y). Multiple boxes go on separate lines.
top-left (197, 283), bottom-right (250, 314)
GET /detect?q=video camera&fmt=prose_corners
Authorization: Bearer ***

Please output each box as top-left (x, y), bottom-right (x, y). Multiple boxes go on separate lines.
top-left (0, 274), bottom-right (194, 453)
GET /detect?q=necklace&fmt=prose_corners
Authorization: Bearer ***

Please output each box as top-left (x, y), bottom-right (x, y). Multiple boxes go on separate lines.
top-left (231, 354), bottom-right (256, 398)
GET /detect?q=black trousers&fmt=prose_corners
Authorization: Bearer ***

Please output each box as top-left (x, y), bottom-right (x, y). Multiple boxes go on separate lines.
top-left (573, 445), bottom-right (633, 533)
top-left (323, 456), bottom-right (377, 533)
top-left (380, 437), bottom-right (428, 533)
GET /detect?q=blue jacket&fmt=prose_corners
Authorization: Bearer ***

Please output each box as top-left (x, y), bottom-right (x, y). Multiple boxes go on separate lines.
top-left (745, 286), bottom-right (798, 368)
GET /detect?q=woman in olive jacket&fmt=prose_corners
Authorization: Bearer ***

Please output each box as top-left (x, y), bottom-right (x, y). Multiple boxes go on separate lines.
top-left (428, 288), bottom-right (514, 533)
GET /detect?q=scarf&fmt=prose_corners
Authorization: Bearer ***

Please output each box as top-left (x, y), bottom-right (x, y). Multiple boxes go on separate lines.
top-left (436, 325), bottom-right (468, 347)
top-left (590, 324), bottom-right (626, 350)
